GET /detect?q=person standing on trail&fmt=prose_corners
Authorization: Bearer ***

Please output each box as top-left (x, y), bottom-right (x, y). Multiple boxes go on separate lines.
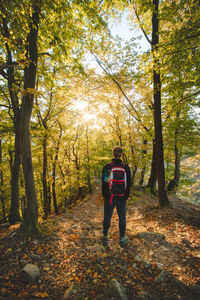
top-left (101, 146), bottom-right (131, 247)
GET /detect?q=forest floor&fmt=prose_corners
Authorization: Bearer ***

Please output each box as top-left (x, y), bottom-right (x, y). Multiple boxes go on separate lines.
top-left (0, 183), bottom-right (200, 300)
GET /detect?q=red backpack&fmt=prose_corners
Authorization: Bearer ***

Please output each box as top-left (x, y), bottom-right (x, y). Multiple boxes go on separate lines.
top-left (108, 162), bottom-right (127, 204)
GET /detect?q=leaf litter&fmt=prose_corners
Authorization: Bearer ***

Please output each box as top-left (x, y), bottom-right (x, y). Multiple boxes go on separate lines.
top-left (0, 185), bottom-right (200, 299)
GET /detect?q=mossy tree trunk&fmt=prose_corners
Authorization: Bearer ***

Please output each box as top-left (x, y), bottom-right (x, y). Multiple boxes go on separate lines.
top-left (21, 0), bottom-right (41, 237)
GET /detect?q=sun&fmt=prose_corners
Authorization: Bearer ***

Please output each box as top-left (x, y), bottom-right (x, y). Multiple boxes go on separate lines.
top-left (82, 112), bottom-right (97, 122)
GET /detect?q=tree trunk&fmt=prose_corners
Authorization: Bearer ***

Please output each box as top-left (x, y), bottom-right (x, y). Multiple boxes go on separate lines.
top-left (0, 140), bottom-right (7, 223)
top-left (167, 111), bottom-right (180, 192)
top-left (147, 139), bottom-right (157, 193)
top-left (21, 0), bottom-right (41, 237)
top-left (48, 182), bottom-right (51, 214)
top-left (128, 125), bottom-right (137, 185)
top-left (131, 165), bottom-right (137, 185)
top-left (52, 123), bottom-right (62, 215)
top-left (42, 131), bottom-right (49, 218)
top-left (2, 18), bottom-right (21, 224)
top-left (139, 139), bottom-right (147, 186)
top-left (65, 148), bottom-right (72, 208)
top-left (152, 0), bottom-right (170, 207)
top-left (52, 161), bottom-right (58, 215)
top-left (9, 120), bottom-right (21, 224)
top-left (86, 125), bottom-right (92, 193)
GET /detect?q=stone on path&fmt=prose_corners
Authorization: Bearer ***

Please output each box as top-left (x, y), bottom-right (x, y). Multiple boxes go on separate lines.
top-left (135, 232), bottom-right (165, 242)
top-left (134, 255), bottom-right (151, 268)
top-left (104, 278), bottom-right (128, 300)
top-left (21, 264), bottom-right (40, 282)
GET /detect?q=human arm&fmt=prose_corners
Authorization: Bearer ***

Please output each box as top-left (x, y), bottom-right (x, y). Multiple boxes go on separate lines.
top-left (102, 164), bottom-right (110, 198)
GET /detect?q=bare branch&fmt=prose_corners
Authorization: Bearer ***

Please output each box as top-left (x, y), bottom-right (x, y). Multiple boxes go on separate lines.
top-left (38, 52), bottom-right (51, 56)
top-left (93, 54), bottom-right (151, 134)
top-left (133, 5), bottom-right (152, 45)
top-left (0, 61), bottom-right (24, 70)
top-left (0, 104), bottom-right (11, 109)
top-left (0, 69), bottom-right (8, 80)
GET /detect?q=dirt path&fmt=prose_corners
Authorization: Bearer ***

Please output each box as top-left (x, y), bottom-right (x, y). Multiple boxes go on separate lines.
top-left (1, 184), bottom-right (200, 299)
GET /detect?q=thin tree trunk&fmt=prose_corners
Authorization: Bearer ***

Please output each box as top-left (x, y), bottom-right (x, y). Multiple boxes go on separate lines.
top-left (65, 148), bottom-right (72, 208)
top-left (139, 139), bottom-right (147, 186)
top-left (21, 0), bottom-right (41, 237)
top-left (152, 0), bottom-right (170, 207)
top-left (132, 165), bottom-right (137, 185)
top-left (0, 140), bottom-right (7, 223)
top-left (52, 123), bottom-right (62, 215)
top-left (128, 123), bottom-right (137, 185)
top-left (147, 139), bottom-right (157, 192)
top-left (42, 130), bottom-right (49, 218)
top-left (86, 125), bottom-right (92, 193)
top-left (52, 161), bottom-right (58, 214)
top-left (167, 111), bottom-right (180, 192)
top-left (9, 120), bottom-right (21, 223)
top-left (48, 179), bottom-right (51, 214)
top-left (72, 126), bottom-right (81, 195)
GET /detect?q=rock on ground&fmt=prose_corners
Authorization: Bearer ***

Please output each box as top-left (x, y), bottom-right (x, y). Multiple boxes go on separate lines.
top-left (21, 264), bottom-right (40, 282)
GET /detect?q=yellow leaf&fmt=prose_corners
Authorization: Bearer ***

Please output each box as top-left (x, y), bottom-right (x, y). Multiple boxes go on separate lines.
top-left (41, 292), bottom-right (48, 298)
top-left (35, 291), bottom-right (48, 298)
top-left (1, 288), bottom-right (6, 294)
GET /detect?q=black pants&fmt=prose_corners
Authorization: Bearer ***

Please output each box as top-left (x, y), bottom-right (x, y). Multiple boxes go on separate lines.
top-left (103, 198), bottom-right (127, 238)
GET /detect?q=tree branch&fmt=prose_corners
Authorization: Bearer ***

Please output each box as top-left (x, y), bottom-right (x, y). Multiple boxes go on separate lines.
top-left (93, 54), bottom-right (151, 134)
top-left (133, 5), bottom-right (152, 45)
top-left (165, 91), bottom-right (200, 120)
top-left (0, 104), bottom-right (11, 109)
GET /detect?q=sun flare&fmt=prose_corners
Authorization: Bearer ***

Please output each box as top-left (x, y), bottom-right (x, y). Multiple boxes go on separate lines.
top-left (82, 112), bottom-right (97, 122)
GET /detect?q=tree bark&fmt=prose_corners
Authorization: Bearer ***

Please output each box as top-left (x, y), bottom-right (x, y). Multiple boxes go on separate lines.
top-left (9, 120), bottom-right (21, 224)
top-left (48, 180), bottom-right (51, 214)
top-left (52, 123), bottom-right (62, 215)
top-left (21, 0), bottom-right (41, 237)
top-left (65, 148), bottom-right (72, 208)
top-left (128, 123), bottom-right (137, 185)
top-left (152, 0), bottom-right (170, 207)
top-left (0, 140), bottom-right (7, 223)
top-left (2, 18), bottom-right (21, 224)
top-left (86, 125), bottom-right (92, 193)
top-left (139, 139), bottom-right (147, 186)
top-left (42, 130), bottom-right (49, 218)
top-left (167, 111), bottom-right (180, 192)
top-left (147, 139), bottom-right (157, 192)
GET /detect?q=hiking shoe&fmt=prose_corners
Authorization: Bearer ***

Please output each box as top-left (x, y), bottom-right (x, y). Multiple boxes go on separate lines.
top-left (120, 235), bottom-right (128, 247)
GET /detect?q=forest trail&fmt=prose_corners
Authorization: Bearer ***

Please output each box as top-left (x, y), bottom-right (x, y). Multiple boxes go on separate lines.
top-left (1, 183), bottom-right (200, 299)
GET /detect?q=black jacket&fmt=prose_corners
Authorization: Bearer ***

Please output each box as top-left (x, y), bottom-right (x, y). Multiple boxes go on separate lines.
top-left (102, 158), bottom-right (131, 200)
